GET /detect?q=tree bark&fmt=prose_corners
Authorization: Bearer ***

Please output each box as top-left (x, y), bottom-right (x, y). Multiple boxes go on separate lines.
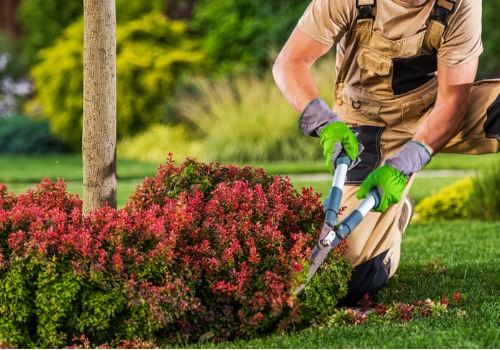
top-left (0, 0), bottom-right (22, 36)
top-left (82, 0), bottom-right (117, 214)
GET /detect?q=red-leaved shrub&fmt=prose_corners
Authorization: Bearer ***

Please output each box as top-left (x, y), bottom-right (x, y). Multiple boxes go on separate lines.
top-left (0, 157), bottom-right (352, 348)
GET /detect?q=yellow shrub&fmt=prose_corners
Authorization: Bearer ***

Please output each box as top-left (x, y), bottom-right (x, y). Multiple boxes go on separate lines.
top-left (30, 13), bottom-right (207, 151)
top-left (117, 123), bottom-right (203, 164)
top-left (415, 177), bottom-right (472, 222)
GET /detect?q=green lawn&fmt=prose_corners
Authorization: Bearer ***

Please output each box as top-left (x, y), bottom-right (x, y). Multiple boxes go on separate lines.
top-left (1, 152), bottom-right (498, 208)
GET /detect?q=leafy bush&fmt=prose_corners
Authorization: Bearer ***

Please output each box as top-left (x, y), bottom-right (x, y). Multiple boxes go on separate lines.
top-left (0, 179), bottom-right (194, 348)
top-left (0, 114), bottom-right (68, 154)
top-left (16, 0), bottom-right (164, 65)
top-left (16, 0), bottom-right (82, 66)
top-left (468, 162), bottom-right (500, 220)
top-left (0, 157), bottom-right (352, 348)
top-left (479, 2), bottom-right (500, 78)
top-left (126, 156), bottom-right (352, 340)
top-left (190, 0), bottom-right (310, 74)
top-left (29, 12), bottom-right (206, 150)
top-left (117, 123), bottom-right (203, 163)
top-left (415, 177), bottom-right (472, 222)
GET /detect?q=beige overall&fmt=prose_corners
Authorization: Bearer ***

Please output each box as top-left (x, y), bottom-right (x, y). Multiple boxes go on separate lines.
top-left (332, 0), bottom-right (500, 304)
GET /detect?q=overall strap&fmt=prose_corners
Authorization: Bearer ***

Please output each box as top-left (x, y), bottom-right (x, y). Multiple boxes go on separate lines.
top-left (422, 0), bottom-right (457, 53)
top-left (334, 0), bottom-right (375, 98)
top-left (432, 0), bottom-right (456, 27)
top-left (336, 0), bottom-right (377, 93)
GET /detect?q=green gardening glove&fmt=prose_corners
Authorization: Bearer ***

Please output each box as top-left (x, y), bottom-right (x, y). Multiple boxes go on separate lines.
top-left (319, 122), bottom-right (360, 175)
top-left (299, 98), bottom-right (361, 175)
top-left (356, 165), bottom-right (407, 212)
top-left (357, 141), bottom-right (431, 212)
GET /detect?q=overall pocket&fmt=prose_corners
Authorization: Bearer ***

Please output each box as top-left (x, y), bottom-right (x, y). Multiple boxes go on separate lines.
top-left (400, 90), bottom-right (436, 134)
top-left (357, 47), bottom-right (393, 95)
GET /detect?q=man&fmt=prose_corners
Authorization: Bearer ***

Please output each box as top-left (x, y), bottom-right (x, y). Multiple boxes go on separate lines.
top-left (273, 0), bottom-right (500, 306)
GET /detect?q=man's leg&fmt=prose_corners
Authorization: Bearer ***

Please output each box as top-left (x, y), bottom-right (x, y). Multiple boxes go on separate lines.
top-left (442, 79), bottom-right (500, 154)
top-left (336, 176), bottom-right (415, 306)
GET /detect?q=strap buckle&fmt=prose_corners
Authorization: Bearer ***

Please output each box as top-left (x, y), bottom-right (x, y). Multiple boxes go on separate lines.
top-left (430, 0), bottom-right (456, 27)
top-left (356, 0), bottom-right (375, 20)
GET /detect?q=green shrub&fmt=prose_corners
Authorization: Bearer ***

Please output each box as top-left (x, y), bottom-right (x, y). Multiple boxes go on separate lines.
top-left (16, 0), bottom-right (82, 65)
top-left (30, 12), bottom-right (206, 151)
top-left (479, 2), bottom-right (500, 79)
top-left (28, 20), bottom-right (84, 148)
top-left (415, 177), bottom-right (472, 222)
top-left (0, 114), bottom-right (68, 154)
top-left (190, 0), bottom-right (310, 74)
top-left (0, 32), bottom-right (29, 79)
top-left (17, 0), bottom-right (164, 65)
top-left (117, 123), bottom-right (203, 163)
top-left (467, 162), bottom-right (500, 220)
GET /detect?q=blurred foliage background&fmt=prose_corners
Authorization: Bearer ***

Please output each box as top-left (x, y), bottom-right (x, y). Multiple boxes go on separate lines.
top-left (0, 0), bottom-right (499, 162)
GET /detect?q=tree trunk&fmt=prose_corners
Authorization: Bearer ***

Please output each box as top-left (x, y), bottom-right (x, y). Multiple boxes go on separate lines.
top-left (82, 0), bottom-right (117, 214)
top-left (0, 0), bottom-right (22, 36)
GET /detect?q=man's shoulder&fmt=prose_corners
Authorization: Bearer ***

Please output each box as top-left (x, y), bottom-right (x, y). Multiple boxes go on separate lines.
top-left (453, 0), bottom-right (479, 13)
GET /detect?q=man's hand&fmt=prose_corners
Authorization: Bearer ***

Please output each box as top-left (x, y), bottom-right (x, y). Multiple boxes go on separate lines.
top-left (357, 141), bottom-right (431, 212)
top-left (299, 98), bottom-right (360, 174)
top-left (320, 122), bottom-right (359, 174)
top-left (357, 165), bottom-right (407, 212)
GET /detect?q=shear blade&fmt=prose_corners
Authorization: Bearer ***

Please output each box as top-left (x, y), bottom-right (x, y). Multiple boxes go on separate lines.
top-left (294, 223), bottom-right (342, 294)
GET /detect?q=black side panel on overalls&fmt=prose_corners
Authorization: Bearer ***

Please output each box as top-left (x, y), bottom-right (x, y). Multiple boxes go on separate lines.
top-left (346, 125), bottom-right (385, 185)
top-left (485, 94), bottom-right (500, 139)
top-left (392, 52), bottom-right (438, 95)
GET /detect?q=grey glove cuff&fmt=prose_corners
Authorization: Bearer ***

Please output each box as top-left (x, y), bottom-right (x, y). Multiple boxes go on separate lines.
top-left (299, 98), bottom-right (341, 137)
top-left (385, 141), bottom-right (431, 178)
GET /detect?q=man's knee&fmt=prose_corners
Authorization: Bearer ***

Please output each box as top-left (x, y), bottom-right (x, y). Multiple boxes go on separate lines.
top-left (337, 250), bottom-right (391, 307)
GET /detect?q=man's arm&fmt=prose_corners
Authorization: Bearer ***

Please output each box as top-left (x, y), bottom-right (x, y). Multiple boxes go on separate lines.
top-left (413, 57), bottom-right (479, 155)
top-left (273, 26), bottom-right (360, 174)
top-left (273, 27), bottom-right (332, 113)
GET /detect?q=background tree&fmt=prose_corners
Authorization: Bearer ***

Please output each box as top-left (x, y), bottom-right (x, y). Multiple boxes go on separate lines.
top-left (189, 0), bottom-right (310, 74)
top-left (17, 0), bottom-right (82, 65)
top-left (479, 2), bottom-right (500, 79)
top-left (82, 0), bottom-right (117, 213)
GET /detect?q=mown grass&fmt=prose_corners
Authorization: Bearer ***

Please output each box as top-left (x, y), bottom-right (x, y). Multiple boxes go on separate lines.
top-left (0, 154), bottom-right (160, 206)
top-left (185, 220), bottom-right (499, 349)
top-left (3, 153), bottom-right (498, 181)
top-left (0, 154), bottom-right (159, 182)
top-left (1, 153), bottom-right (498, 208)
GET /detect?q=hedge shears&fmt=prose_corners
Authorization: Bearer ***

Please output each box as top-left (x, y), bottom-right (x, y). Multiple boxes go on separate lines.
top-left (294, 153), bottom-right (380, 294)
